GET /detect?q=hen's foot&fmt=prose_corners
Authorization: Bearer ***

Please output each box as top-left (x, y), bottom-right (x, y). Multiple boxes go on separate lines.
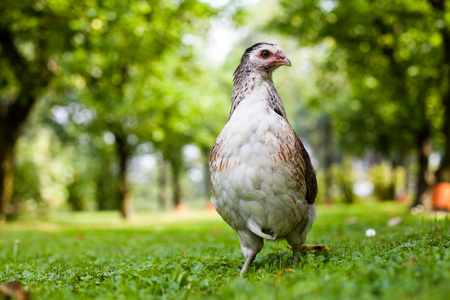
top-left (289, 244), bottom-right (329, 254)
top-left (299, 244), bottom-right (329, 252)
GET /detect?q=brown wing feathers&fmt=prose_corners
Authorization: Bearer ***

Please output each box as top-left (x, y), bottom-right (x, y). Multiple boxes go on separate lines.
top-left (296, 135), bottom-right (317, 204)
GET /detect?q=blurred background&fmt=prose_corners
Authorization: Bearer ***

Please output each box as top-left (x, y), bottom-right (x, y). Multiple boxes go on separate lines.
top-left (1, 0), bottom-right (450, 223)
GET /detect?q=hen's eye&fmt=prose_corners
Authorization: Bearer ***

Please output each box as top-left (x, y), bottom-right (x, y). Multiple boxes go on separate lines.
top-left (261, 50), bottom-right (270, 58)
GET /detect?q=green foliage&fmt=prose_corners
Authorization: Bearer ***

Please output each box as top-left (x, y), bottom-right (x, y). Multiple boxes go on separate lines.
top-left (12, 126), bottom-right (72, 214)
top-left (330, 157), bottom-right (356, 203)
top-left (1, 0), bottom-right (228, 214)
top-left (0, 204), bottom-right (448, 299)
top-left (6, 0), bottom-right (450, 217)
top-left (369, 162), bottom-right (406, 201)
top-left (50, 0), bottom-right (223, 210)
top-left (273, 0), bottom-right (445, 155)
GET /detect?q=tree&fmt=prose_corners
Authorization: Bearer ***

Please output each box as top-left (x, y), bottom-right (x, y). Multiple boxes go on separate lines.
top-left (57, 0), bottom-right (216, 218)
top-left (429, 0), bottom-right (450, 184)
top-left (0, 0), bottom-right (79, 223)
top-left (273, 0), bottom-right (446, 204)
top-left (1, 0), bottom-right (220, 222)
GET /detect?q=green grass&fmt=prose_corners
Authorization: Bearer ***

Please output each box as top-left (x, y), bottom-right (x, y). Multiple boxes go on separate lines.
top-left (0, 203), bottom-right (449, 299)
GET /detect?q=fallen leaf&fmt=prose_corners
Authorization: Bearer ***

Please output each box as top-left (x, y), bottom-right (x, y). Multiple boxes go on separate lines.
top-left (299, 245), bottom-right (329, 253)
top-left (276, 269), bottom-right (295, 277)
top-left (288, 245), bottom-right (330, 254)
top-left (0, 281), bottom-right (31, 300)
top-left (405, 257), bottom-right (418, 266)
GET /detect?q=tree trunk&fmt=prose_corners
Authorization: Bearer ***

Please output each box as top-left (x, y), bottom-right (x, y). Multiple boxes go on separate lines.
top-left (436, 41), bottom-right (450, 182)
top-left (0, 105), bottom-right (36, 223)
top-left (436, 93), bottom-right (450, 182)
top-left (96, 155), bottom-right (119, 211)
top-left (402, 155), bottom-right (412, 198)
top-left (429, 0), bottom-right (450, 183)
top-left (387, 158), bottom-right (402, 201)
top-left (0, 24), bottom-right (50, 224)
top-left (0, 137), bottom-right (15, 225)
top-left (67, 173), bottom-right (86, 211)
top-left (0, 93), bottom-right (39, 223)
top-left (321, 115), bottom-right (333, 202)
top-left (0, 95), bottom-right (38, 224)
top-left (412, 129), bottom-right (432, 207)
top-left (158, 159), bottom-right (169, 210)
top-left (114, 133), bottom-right (133, 220)
top-left (171, 164), bottom-right (182, 207)
top-left (0, 26), bottom-right (43, 224)
top-left (436, 26), bottom-right (450, 182)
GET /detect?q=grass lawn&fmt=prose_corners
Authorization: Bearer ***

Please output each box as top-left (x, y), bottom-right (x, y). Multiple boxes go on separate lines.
top-left (0, 203), bottom-right (448, 299)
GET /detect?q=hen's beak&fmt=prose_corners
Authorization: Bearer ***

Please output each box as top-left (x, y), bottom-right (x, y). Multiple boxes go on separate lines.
top-left (275, 51), bottom-right (291, 67)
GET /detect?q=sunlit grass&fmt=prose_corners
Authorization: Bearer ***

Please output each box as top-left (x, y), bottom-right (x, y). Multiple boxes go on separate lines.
top-left (0, 203), bottom-right (449, 299)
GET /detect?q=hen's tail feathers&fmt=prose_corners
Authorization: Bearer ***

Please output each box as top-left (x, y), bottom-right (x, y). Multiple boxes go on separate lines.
top-left (247, 217), bottom-right (276, 240)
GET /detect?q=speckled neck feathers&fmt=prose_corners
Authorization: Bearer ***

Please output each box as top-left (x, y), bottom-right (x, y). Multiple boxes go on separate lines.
top-left (228, 45), bottom-right (288, 120)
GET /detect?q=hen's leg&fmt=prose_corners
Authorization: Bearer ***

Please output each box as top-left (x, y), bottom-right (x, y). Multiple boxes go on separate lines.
top-left (237, 230), bottom-right (264, 275)
top-left (286, 205), bottom-right (317, 266)
top-left (286, 221), bottom-right (313, 266)
top-left (288, 245), bottom-right (328, 265)
top-left (292, 247), bottom-right (300, 266)
top-left (286, 237), bottom-right (302, 266)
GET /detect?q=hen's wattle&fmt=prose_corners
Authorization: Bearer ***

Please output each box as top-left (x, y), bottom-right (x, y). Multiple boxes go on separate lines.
top-left (209, 43), bottom-right (318, 274)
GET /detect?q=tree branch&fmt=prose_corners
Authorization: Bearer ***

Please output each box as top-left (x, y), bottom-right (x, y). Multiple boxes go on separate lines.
top-left (428, 0), bottom-right (445, 11)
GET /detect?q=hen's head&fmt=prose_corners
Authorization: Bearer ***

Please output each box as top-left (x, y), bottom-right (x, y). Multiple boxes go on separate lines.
top-left (237, 43), bottom-right (291, 77)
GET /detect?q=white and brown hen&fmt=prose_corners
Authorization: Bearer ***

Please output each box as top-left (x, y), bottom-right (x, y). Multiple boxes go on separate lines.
top-left (209, 43), bottom-right (319, 274)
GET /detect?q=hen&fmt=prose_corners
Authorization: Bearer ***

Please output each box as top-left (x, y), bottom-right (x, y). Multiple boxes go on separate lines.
top-left (209, 43), bottom-right (318, 274)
